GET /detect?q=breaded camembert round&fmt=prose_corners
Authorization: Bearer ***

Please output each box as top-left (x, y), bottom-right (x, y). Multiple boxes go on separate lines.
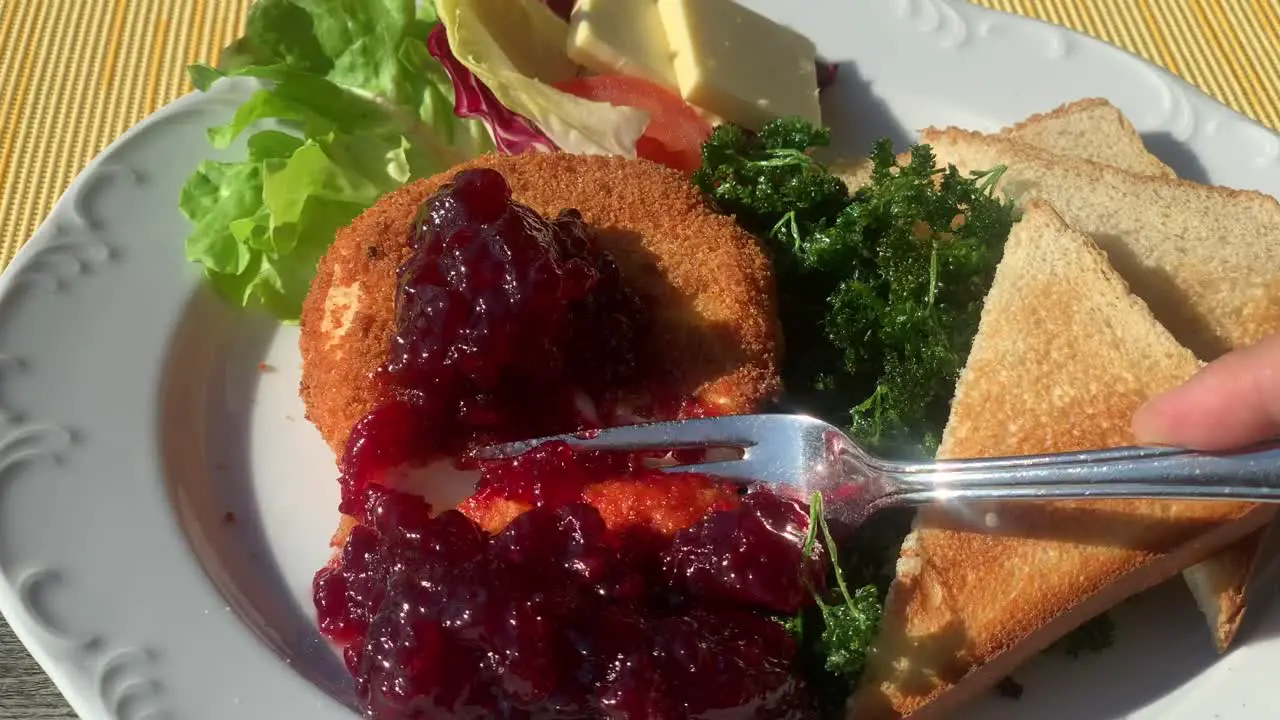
top-left (300, 153), bottom-right (782, 453)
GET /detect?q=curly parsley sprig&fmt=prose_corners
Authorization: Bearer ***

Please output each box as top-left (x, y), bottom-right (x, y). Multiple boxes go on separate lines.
top-left (694, 118), bottom-right (1018, 457)
top-left (800, 492), bottom-right (882, 678)
top-left (781, 492), bottom-right (884, 715)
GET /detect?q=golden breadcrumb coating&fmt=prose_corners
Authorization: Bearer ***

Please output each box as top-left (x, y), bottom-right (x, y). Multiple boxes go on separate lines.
top-left (299, 152), bottom-right (782, 454)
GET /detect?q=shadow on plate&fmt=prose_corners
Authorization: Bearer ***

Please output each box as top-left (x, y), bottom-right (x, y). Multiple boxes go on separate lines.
top-left (1141, 131), bottom-right (1211, 185)
top-left (819, 60), bottom-right (913, 161)
top-left (961, 581), bottom-right (1219, 720)
top-left (159, 285), bottom-right (355, 708)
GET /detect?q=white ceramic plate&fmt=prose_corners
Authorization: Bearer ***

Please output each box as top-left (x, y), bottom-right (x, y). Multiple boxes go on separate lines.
top-left (2, 1), bottom-right (1278, 718)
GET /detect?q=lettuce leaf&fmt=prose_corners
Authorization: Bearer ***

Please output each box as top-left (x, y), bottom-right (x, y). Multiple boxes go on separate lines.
top-left (436, 0), bottom-right (651, 157)
top-left (179, 0), bottom-right (494, 322)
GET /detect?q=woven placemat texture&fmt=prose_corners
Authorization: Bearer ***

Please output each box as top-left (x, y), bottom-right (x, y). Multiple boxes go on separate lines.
top-left (1, 0), bottom-right (1278, 272)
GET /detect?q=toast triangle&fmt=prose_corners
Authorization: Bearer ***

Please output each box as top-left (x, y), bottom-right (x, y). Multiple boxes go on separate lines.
top-left (832, 98), bottom-right (1171, 189)
top-left (918, 124), bottom-right (1280, 649)
top-left (1001, 98), bottom-right (1267, 651)
top-left (1001, 98), bottom-right (1175, 177)
top-left (849, 200), bottom-right (1271, 719)
top-left (838, 98), bottom-right (1274, 648)
top-left (917, 125), bottom-right (1280, 359)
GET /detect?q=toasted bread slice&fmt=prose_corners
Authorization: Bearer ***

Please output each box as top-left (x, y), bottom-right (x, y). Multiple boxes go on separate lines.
top-left (919, 125), bottom-right (1280, 649)
top-left (850, 201), bottom-right (1271, 719)
top-left (836, 99), bottom-right (1269, 647)
top-left (1001, 98), bottom-right (1176, 177)
top-left (836, 103), bottom-right (1272, 649)
top-left (1005, 100), bottom-right (1270, 652)
top-left (830, 156), bottom-right (875, 192)
top-left (1004, 99), bottom-right (1266, 651)
top-left (918, 126), bottom-right (1280, 359)
top-left (831, 98), bottom-right (1171, 190)
top-left (1009, 98), bottom-right (1273, 653)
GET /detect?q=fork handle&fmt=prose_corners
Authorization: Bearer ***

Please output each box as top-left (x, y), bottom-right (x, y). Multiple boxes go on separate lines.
top-left (870, 440), bottom-right (1280, 508)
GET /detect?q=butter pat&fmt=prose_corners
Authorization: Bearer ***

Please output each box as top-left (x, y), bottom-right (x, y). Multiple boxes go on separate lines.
top-left (568, 0), bottom-right (678, 88)
top-left (657, 0), bottom-right (821, 131)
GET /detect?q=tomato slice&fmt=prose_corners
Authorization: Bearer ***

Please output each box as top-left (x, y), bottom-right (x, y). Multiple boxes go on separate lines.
top-left (554, 74), bottom-right (713, 174)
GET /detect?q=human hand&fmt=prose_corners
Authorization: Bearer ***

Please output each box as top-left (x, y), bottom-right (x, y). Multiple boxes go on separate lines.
top-left (1133, 333), bottom-right (1280, 450)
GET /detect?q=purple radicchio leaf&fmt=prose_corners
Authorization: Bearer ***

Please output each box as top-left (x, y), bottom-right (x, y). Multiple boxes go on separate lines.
top-left (427, 24), bottom-right (559, 154)
top-left (543, 0), bottom-right (574, 21)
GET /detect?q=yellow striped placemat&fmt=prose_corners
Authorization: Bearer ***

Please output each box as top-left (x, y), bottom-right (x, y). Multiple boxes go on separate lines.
top-left (1, 0), bottom-right (1278, 273)
top-left (979, 0), bottom-right (1280, 129)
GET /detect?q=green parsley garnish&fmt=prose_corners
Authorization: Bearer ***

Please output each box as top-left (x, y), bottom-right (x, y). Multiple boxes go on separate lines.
top-left (1052, 613), bottom-right (1116, 658)
top-left (694, 118), bottom-right (1018, 456)
top-left (801, 492), bottom-right (882, 678)
top-left (784, 492), bottom-right (884, 714)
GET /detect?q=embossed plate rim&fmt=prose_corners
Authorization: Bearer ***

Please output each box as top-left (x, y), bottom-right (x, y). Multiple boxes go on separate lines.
top-left (0, 77), bottom-right (356, 720)
top-left (0, 1), bottom-right (1278, 719)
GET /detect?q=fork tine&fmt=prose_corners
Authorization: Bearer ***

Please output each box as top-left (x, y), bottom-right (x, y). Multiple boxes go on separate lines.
top-left (472, 416), bottom-right (767, 460)
top-left (658, 455), bottom-right (803, 490)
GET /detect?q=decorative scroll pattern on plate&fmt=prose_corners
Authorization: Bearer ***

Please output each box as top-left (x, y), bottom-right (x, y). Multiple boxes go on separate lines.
top-left (0, 158), bottom-right (169, 720)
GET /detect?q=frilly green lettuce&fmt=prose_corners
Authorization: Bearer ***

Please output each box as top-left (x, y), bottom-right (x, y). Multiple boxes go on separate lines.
top-left (179, 0), bottom-right (493, 322)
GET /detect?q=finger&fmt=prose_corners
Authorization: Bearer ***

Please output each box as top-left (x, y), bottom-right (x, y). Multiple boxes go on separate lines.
top-left (1133, 333), bottom-right (1280, 450)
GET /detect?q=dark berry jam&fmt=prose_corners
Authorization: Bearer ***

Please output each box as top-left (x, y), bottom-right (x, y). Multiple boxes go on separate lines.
top-left (316, 448), bottom-right (825, 718)
top-left (340, 168), bottom-right (649, 514)
top-left (313, 169), bottom-right (825, 718)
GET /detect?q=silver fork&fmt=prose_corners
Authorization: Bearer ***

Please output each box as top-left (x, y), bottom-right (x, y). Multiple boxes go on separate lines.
top-left (475, 414), bottom-right (1280, 523)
